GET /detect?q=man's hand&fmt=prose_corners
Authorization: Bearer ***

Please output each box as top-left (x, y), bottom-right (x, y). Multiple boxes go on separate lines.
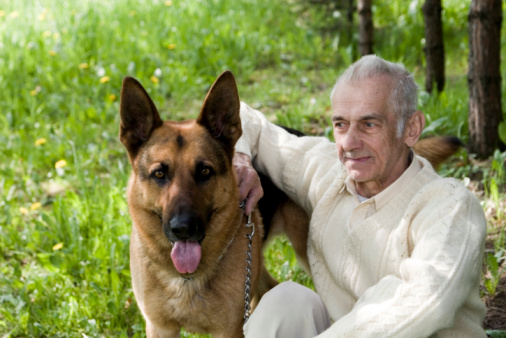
top-left (233, 153), bottom-right (263, 215)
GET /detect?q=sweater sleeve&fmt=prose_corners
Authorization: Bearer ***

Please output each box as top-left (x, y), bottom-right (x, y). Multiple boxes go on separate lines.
top-left (318, 179), bottom-right (487, 337)
top-left (235, 102), bottom-right (341, 213)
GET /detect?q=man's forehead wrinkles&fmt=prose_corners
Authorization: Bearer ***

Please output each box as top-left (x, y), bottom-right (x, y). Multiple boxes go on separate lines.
top-left (360, 113), bottom-right (384, 121)
top-left (332, 112), bottom-right (385, 122)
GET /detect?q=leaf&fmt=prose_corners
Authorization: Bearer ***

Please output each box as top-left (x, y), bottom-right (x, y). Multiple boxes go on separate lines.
top-left (489, 178), bottom-right (499, 204)
top-left (484, 279), bottom-right (495, 296)
top-left (487, 253), bottom-right (499, 274)
top-left (498, 120), bottom-right (506, 146)
top-left (110, 269), bottom-right (120, 294)
top-left (485, 330), bottom-right (506, 338)
top-left (422, 116), bottom-right (448, 136)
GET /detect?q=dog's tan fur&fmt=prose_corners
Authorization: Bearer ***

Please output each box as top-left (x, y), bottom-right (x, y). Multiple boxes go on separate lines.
top-left (120, 71), bottom-right (276, 337)
top-left (413, 136), bottom-right (462, 170)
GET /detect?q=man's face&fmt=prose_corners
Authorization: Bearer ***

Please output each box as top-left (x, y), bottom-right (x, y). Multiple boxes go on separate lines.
top-left (331, 76), bottom-right (411, 197)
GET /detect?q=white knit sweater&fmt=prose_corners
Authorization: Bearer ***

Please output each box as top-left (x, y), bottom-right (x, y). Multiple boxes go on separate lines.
top-left (236, 103), bottom-right (487, 337)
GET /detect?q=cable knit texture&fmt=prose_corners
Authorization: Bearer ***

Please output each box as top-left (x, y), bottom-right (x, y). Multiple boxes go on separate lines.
top-left (236, 103), bottom-right (487, 337)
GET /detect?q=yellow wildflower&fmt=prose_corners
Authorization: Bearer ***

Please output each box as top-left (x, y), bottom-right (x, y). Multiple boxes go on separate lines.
top-left (55, 159), bottom-right (67, 169)
top-left (19, 207), bottom-right (29, 215)
top-left (165, 1), bottom-right (173, 6)
top-left (150, 75), bottom-right (159, 84)
top-left (52, 243), bottom-right (63, 251)
top-left (9, 11), bottom-right (19, 18)
top-left (43, 31), bottom-right (52, 38)
top-left (30, 202), bottom-right (42, 211)
top-left (0, 11), bottom-right (5, 17)
top-left (167, 43), bottom-right (176, 50)
top-left (49, 50), bottom-right (57, 56)
top-left (129, 10), bottom-right (136, 16)
top-left (108, 94), bottom-right (117, 101)
top-left (100, 76), bottom-right (110, 84)
top-left (34, 138), bottom-right (47, 146)
top-left (78, 63), bottom-right (89, 69)
top-left (30, 86), bottom-right (42, 96)
top-left (38, 8), bottom-right (49, 21)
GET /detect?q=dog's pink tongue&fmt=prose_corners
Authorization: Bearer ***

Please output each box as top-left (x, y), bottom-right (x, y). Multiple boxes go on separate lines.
top-left (171, 241), bottom-right (201, 274)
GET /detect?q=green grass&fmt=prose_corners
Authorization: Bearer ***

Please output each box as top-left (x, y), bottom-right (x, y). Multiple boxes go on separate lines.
top-left (0, 0), bottom-right (505, 336)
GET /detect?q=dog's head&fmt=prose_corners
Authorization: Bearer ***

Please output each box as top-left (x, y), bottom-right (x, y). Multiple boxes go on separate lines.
top-left (120, 71), bottom-right (242, 276)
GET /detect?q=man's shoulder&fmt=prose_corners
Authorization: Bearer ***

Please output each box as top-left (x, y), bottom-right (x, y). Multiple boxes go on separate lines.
top-left (410, 169), bottom-right (482, 220)
top-left (405, 156), bottom-right (480, 208)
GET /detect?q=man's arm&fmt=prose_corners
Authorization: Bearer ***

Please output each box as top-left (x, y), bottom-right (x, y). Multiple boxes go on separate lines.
top-left (233, 102), bottom-right (340, 216)
top-left (317, 180), bottom-right (487, 337)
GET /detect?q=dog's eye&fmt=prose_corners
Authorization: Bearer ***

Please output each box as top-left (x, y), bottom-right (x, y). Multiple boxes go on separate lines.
top-left (196, 166), bottom-right (214, 182)
top-left (201, 168), bottom-right (210, 176)
top-left (153, 170), bottom-right (165, 180)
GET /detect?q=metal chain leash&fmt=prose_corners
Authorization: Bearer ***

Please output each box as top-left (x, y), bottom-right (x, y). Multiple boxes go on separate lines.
top-left (243, 207), bottom-right (255, 323)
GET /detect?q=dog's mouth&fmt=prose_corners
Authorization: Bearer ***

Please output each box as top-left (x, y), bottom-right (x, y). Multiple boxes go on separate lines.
top-left (170, 240), bottom-right (202, 274)
top-left (155, 210), bottom-right (208, 275)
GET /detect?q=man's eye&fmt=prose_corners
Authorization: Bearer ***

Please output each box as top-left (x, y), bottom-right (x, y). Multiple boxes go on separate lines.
top-left (365, 122), bottom-right (376, 128)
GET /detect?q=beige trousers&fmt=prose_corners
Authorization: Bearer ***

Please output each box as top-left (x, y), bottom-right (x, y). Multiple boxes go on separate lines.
top-left (243, 281), bottom-right (331, 338)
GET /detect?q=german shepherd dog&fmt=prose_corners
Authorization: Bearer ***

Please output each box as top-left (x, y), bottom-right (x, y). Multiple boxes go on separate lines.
top-left (119, 71), bottom-right (277, 337)
top-left (119, 70), bottom-right (462, 337)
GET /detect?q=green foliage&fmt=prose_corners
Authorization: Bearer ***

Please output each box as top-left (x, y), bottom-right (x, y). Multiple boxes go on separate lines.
top-left (264, 237), bottom-right (314, 289)
top-left (499, 121), bottom-right (506, 146)
top-left (483, 246), bottom-right (505, 298)
top-left (487, 330), bottom-right (506, 338)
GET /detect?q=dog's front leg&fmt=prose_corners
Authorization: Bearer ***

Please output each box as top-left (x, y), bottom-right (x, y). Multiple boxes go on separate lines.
top-left (145, 319), bottom-right (181, 338)
top-left (213, 326), bottom-right (245, 338)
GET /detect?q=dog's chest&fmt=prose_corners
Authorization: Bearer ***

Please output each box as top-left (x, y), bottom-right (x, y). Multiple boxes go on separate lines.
top-left (157, 278), bottom-right (243, 331)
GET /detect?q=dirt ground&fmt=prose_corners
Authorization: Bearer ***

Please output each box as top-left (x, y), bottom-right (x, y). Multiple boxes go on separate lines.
top-left (482, 226), bottom-right (506, 331)
top-left (483, 274), bottom-right (506, 330)
top-left (469, 174), bottom-right (506, 331)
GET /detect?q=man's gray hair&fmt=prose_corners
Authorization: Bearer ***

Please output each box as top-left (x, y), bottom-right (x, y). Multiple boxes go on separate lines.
top-left (330, 55), bottom-right (419, 137)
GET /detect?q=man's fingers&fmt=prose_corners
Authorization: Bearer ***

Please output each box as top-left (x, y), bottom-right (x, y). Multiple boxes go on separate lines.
top-left (244, 185), bottom-right (263, 216)
top-left (233, 153), bottom-right (263, 215)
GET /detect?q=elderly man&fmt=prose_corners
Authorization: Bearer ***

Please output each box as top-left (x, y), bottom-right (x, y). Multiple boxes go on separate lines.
top-left (234, 55), bottom-right (487, 337)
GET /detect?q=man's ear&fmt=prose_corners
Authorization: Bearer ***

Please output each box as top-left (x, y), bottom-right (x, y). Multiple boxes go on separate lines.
top-left (119, 76), bottom-right (163, 158)
top-left (404, 110), bottom-right (425, 147)
top-left (196, 71), bottom-right (242, 158)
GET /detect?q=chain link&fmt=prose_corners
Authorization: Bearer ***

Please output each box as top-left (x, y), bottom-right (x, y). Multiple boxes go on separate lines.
top-left (243, 212), bottom-right (254, 323)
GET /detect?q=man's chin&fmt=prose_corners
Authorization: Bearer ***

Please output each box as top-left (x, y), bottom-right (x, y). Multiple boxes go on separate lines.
top-left (346, 167), bottom-right (371, 182)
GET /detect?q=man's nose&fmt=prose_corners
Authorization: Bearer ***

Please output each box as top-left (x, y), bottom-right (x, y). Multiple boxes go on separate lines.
top-left (341, 125), bottom-right (361, 152)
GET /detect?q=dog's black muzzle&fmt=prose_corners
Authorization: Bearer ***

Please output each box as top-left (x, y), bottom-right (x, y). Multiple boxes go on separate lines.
top-left (163, 211), bottom-right (205, 243)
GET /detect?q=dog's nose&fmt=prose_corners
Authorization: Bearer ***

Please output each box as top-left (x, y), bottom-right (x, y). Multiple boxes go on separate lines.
top-left (165, 213), bottom-right (204, 242)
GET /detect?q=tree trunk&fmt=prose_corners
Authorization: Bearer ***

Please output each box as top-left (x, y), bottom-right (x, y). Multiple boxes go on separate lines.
top-left (422, 0), bottom-right (445, 93)
top-left (468, 0), bottom-right (503, 158)
top-left (347, 0), bottom-right (354, 26)
top-left (357, 0), bottom-right (373, 56)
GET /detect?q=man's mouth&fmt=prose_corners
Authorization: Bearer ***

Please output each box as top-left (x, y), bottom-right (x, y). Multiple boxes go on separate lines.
top-left (345, 156), bottom-right (371, 164)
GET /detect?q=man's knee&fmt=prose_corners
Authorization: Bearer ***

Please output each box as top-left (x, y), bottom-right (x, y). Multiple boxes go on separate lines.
top-left (264, 281), bottom-right (322, 309)
top-left (244, 281), bottom-right (331, 337)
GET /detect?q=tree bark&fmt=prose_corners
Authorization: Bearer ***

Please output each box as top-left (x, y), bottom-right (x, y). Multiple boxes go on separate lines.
top-left (347, 0), bottom-right (354, 25)
top-left (422, 0), bottom-right (445, 93)
top-left (357, 0), bottom-right (373, 56)
top-left (468, 0), bottom-right (503, 158)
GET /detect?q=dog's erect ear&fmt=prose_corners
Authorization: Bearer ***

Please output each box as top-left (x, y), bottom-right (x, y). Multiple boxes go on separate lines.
top-left (196, 71), bottom-right (242, 156)
top-left (119, 76), bottom-right (163, 157)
